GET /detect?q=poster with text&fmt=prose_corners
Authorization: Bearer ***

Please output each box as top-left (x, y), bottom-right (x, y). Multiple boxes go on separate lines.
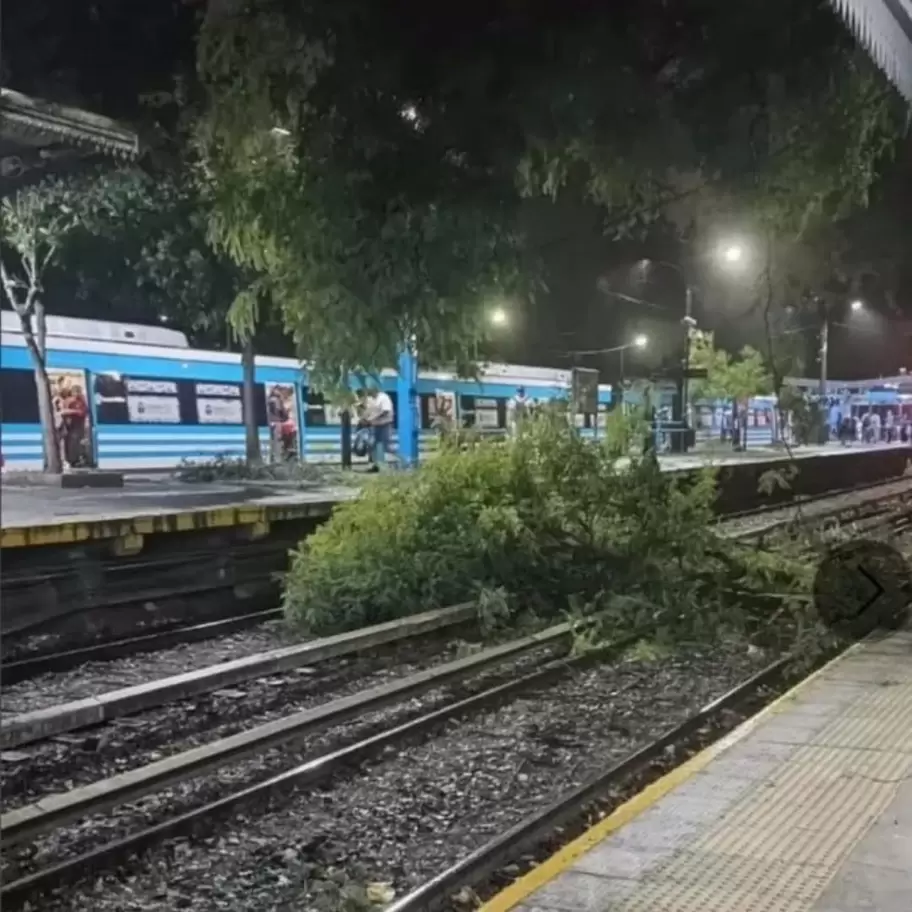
top-left (128, 396), bottom-right (181, 424)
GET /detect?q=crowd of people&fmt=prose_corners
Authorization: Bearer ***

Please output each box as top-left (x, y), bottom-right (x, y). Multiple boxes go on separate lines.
top-left (833, 408), bottom-right (911, 445)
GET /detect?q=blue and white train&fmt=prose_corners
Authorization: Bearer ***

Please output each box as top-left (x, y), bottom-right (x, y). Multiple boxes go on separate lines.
top-left (1, 313), bottom-right (626, 471)
top-left (10, 314), bottom-right (887, 471)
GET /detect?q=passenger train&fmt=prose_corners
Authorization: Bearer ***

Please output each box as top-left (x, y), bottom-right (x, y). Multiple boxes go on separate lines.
top-left (2, 313), bottom-right (901, 471)
top-left (0, 313), bottom-right (626, 470)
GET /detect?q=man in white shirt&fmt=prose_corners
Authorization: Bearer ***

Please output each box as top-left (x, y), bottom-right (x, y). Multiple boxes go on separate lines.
top-left (364, 387), bottom-right (394, 470)
top-left (507, 386), bottom-right (529, 437)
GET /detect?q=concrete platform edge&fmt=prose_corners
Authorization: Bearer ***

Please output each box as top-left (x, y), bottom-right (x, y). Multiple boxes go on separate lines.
top-left (479, 644), bottom-right (861, 912)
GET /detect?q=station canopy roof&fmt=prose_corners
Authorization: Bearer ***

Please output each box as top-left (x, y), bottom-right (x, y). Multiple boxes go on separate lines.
top-left (830, 0), bottom-right (912, 103)
top-left (0, 88), bottom-right (140, 196)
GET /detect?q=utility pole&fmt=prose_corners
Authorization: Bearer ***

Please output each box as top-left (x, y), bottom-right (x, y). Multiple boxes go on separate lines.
top-left (817, 296), bottom-right (830, 444)
top-left (673, 285), bottom-right (696, 453)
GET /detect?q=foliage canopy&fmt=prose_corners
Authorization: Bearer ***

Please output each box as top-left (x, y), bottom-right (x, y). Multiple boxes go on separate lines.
top-left (284, 410), bottom-right (814, 644)
top-left (688, 331), bottom-right (774, 403)
top-left (198, 0), bottom-right (905, 385)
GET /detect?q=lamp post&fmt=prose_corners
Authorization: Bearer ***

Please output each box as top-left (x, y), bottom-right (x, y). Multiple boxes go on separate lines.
top-left (637, 244), bottom-right (744, 452)
top-left (815, 297), bottom-right (865, 443)
top-left (561, 335), bottom-right (648, 412)
top-left (618, 334), bottom-right (649, 395)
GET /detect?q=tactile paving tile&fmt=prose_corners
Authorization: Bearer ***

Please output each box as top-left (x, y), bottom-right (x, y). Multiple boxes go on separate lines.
top-left (602, 632), bottom-right (912, 912)
top-left (616, 853), bottom-right (831, 912)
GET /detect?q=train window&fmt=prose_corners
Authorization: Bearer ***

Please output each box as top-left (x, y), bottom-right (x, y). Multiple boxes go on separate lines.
top-left (93, 375), bottom-right (273, 426)
top-left (194, 381), bottom-right (243, 425)
top-left (459, 395), bottom-right (476, 428)
top-left (419, 394), bottom-right (433, 429)
top-left (0, 368), bottom-right (40, 423)
top-left (95, 375), bottom-right (183, 424)
top-left (475, 397), bottom-right (503, 429)
top-left (306, 389), bottom-right (326, 426)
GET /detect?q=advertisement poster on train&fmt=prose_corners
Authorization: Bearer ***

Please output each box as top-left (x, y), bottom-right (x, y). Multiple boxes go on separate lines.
top-left (48, 368), bottom-right (94, 467)
top-left (128, 396), bottom-right (181, 424)
top-left (430, 390), bottom-right (456, 431)
top-left (265, 383), bottom-right (299, 459)
top-left (473, 397), bottom-right (499, 429)
top-left (124, 378), bottom-right (181, 424)
top-left (195, 383), bottom-right (243, 425)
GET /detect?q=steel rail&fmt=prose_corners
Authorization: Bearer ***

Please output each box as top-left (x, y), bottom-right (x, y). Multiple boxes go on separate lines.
top-left (1, 620), bottom-right (576, 847)
top-left (0, 636), bottom-right (621, 906)
top-left (385, 652), bottom-right (805, 912)
top-left (1, 608), bottom-right (283, 685)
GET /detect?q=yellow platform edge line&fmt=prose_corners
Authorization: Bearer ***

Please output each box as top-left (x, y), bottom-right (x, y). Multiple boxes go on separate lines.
top-left (0, 501), bottom-right (338, 549)
top-left (480, 643), bottom-right (860, 912)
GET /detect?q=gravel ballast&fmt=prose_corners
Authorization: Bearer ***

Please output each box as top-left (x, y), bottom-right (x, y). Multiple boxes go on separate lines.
top-left (1, 620), bottom-right (298, 715)
top-left (1, 635), bottom-right (477, 807)
top-left (716, 477), bottom-right (912, 537)
top-left (29, 640), bottom-right (772, 912)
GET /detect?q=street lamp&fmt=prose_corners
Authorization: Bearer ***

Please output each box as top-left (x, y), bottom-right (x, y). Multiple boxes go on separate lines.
top-left (638, 244), bottom-right (746, 451)
top-left (617, 335), bottom-right (648, 399)
top-left (850, 299), bottom-right (864, 312)
top-left (489, 307), bottom-right (508, 327)
top-left (721, 243), bottom-right (744, 265)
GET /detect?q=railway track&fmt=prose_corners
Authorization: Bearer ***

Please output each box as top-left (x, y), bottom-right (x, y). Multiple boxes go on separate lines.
top-left (385, 647), bottom-right (824, 912)
top-left (4, 477), bottom-right (909, 689)
top-left (0, 605), bottom-right (864, 911)
top-left (0, 622), bottom-right (585, 904)
top-left (0, 607), bottom-right (284, 686)
top-left (720, 476), bottom-right (912, 541)
top-left (0, 603), bottom-right (479, 753)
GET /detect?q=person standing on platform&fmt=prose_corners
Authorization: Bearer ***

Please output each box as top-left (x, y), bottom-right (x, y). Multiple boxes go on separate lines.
top-left (507, 386), bottom-right (529, 437)
top-left (363, 386), bottom-right (394, 471)
top-left (57, 378), bottom-right (90, 468)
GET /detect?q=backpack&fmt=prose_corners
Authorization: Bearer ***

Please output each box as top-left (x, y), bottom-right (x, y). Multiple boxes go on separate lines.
top-left (353, 427), bottom-right (373, 457)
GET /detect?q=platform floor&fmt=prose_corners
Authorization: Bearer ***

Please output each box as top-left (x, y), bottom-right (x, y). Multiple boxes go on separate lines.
top-left (0, 477), bottom-right (357, 531)
top-left (1, 443), bottom-right (898, 533)
top-left (486, 629), bottom-right (912, 912)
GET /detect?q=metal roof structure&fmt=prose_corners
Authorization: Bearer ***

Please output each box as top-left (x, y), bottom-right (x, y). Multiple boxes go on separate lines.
top-left (829, 0), bottom-right (912, 102)
top-left (0, 88), bottom-right (140, 196)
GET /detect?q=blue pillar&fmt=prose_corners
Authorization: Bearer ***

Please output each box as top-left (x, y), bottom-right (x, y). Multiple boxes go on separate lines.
top-left (397, 344), bottom-right (419, 467)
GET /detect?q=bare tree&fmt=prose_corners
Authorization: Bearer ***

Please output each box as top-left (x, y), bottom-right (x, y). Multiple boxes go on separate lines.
top-left (1, 172), bottom-right (141, 471)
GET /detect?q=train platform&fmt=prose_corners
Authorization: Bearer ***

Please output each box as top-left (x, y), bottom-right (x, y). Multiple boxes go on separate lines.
top-left (0, 442), bottom-right (903, 550)
top-left (485, 629), bottom-right (912, 912)
top-left (0, 476), bottom-right (357, 549)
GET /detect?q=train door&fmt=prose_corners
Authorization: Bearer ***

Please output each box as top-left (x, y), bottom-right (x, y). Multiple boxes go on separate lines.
top-left (48, 368), bottom-right (95, 468)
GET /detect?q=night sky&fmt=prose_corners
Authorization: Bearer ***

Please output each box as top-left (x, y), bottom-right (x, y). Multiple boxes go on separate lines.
top-left (3, 0), bottom-right (911, 382)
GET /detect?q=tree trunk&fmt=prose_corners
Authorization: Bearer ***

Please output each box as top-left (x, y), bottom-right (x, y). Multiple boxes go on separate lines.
top-left (241, 336), bottom-right (261, 465)
top-left (20, 304), bottom-right (62, 473)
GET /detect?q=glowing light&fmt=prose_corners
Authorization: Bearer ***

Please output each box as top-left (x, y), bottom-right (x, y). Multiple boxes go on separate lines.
top-left (721, 244), bottom-right (743, 264)
top-left (850, 299), bottom-right (864, 312)
top-left (633, 333), bottom-right (648, 348)
top-left (489, 307), bottom-right (508, 327)
top-left (270, 126), bottom-right (291, 137)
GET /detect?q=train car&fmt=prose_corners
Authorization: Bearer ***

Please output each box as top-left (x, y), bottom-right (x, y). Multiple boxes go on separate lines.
top-left (1, 313), bottom-right (617, 470)
top-left (306, 362), bottom-right (618, 463)
top-left (691, 395), bottom-right (781, 446)
top-left (784, 375), bottom-right (912, 433)
top-left (0, 312), bottom-right (305, 470)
